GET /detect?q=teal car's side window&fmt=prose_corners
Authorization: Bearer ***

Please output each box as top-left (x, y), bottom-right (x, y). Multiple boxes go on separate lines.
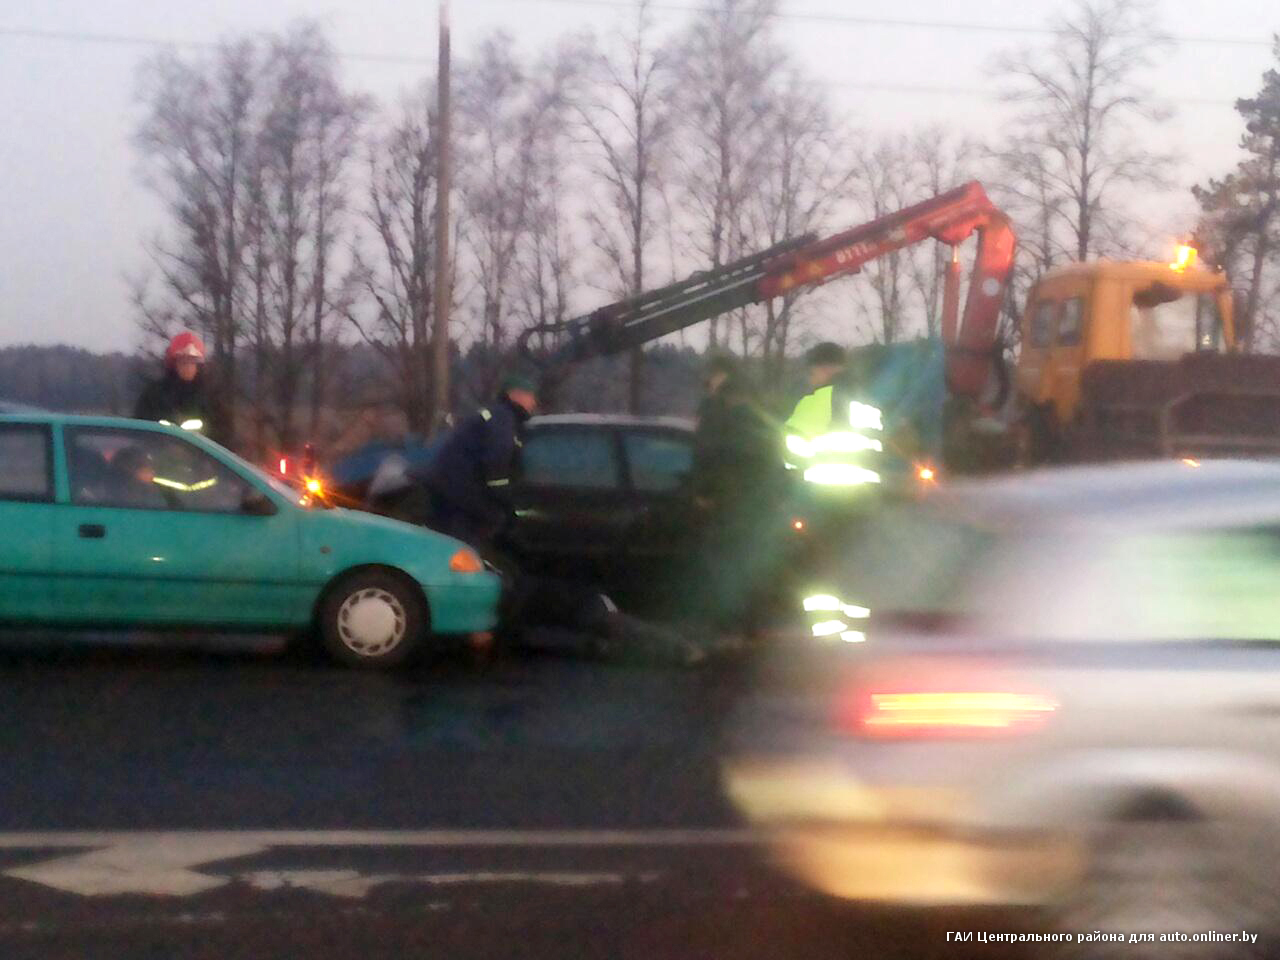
top-left (66, 427), bottom-right (252, 514)
top-left (0, 424), bottom-right (53, 503)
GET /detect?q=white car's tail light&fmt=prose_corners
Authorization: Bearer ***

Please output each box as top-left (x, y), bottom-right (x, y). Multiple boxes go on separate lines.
top-left (836, 666), bottom-right (1057, 739)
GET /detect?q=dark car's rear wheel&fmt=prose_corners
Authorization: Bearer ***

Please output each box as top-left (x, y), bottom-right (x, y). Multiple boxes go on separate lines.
top-left (318, 569), bottom-right (426, 669)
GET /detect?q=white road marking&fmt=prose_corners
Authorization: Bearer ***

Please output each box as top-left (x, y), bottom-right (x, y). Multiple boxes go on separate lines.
top-left (0, 828), bottom-right (759, 849)
top-left (0, 829), bottom-right (760, 898)
top-left (6, 837), bottom-right (269, 897)
top-left (242, 869), bottom-right (661, 899)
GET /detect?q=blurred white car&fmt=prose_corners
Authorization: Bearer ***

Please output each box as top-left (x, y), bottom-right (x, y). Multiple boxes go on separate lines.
top-left (724, 460), bottom-right (1280, 945)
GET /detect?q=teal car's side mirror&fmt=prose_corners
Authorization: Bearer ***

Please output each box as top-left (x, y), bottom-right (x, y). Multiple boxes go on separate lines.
top-left (242, 489), bottom-right (278, 516)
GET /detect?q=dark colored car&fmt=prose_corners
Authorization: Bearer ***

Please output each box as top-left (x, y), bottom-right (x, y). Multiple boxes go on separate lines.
top-left (506, 415), bottom-right (703, 612)
top-left (360, 413), bottom-right (868, 620)
top-left (366, 415), bottom-right (704, 614)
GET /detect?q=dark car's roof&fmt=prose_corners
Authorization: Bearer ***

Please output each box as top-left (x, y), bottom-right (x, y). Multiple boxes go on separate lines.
top-left (0, 401), bottom-right (48, 414)
top-left (530, 414), bottom-right (694, 431)
top-left (942, 459), bottom-right (1280, 532)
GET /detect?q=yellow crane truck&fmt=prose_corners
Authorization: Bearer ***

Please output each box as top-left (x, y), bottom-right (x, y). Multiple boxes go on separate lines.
top-left (1012, 249), bottom-right (1280, 464)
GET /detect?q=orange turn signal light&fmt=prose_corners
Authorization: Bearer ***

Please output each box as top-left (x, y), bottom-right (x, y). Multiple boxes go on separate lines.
top-left (449, 549), bottom-right (485, 574)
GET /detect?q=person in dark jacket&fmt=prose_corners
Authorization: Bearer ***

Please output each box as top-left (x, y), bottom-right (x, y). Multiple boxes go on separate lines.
top-left (422, 374), bottom-right (537, 549)
top-left (135, 332), bottom-right (214, 437)
top-left (689, 356), bottom-right (786, 636)
top-left (692, 356), bottom-right (781, 511)
top-left (691, 354), bottom-right (741, 508)
top-left (422, 374), bottom-right (705, 665)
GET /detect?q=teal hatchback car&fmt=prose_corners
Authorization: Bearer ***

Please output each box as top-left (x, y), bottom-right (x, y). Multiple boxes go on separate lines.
top-left (0, 414), bottom-right (501, 669)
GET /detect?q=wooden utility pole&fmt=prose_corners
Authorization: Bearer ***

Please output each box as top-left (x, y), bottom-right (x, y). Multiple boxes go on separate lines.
top-left (430, 0), bottom-right (453, 431)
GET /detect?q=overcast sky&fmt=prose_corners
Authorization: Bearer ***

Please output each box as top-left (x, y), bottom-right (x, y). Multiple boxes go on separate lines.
top-left (0, 0), bottom-right (1275, 352)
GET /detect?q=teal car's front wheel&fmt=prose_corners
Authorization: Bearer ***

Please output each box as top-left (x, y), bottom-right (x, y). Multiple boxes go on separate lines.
top-left (318, 569), bottom-right (427, 669)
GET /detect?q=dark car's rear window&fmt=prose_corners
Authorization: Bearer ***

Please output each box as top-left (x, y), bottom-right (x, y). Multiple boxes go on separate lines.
top-left (623, 431), bottom-right (692, 493)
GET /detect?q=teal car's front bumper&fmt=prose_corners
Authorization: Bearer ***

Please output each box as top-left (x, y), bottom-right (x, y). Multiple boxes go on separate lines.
top-left (422, 574), bottom-right (503, 634)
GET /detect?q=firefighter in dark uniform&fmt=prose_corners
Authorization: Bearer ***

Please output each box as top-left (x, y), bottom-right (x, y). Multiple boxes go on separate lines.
top-left (423, 374), bottom-right (705, 665)
top-left (135, 332), bottom-right (216, 438)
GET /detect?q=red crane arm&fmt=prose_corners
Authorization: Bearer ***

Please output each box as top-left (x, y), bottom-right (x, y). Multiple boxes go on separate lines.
top-left (519, 181), bottom-right (1015, 404)
top-left (756, 180), bottom-right (1015, 400)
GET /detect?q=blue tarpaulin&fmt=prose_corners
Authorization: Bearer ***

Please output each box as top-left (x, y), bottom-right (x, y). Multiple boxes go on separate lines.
top-left (329, 436), bottom-right (443, 493)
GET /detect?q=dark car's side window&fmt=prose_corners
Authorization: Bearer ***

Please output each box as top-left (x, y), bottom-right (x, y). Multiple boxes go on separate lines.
top-left (520, 429), bottom-right (620, 490)
top-left (67, 428), bottom-right (252, 513)
top-left (0, 424), bottom-right (53, 502)
top-left (623, 431), bottom-right (693, 493)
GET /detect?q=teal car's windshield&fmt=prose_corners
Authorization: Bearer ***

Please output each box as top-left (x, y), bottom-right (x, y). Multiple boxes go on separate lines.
top-left (190, 434), bottom-right (328, 508)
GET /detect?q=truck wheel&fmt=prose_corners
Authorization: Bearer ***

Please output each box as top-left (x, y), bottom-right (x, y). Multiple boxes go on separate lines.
top-left (318, 570), bottom-right (427, 669)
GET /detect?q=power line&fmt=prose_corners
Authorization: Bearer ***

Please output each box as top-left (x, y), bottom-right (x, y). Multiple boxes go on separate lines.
top-left (0, 27), bottom-right (436, 66)
top-left (0, 24), bottom-right (1241, 106)
top-left (825, 79), bottom-right (1234, 108)
top-left (489, 0), bottom-right (1276, 48)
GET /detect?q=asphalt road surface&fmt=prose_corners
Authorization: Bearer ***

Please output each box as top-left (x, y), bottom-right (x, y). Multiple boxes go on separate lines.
top-left (0, 633), bottom-right (1001, 960)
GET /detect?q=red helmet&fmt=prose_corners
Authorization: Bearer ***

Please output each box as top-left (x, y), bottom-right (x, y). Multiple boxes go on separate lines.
top-left (165, 332), bottom-right (207, 367)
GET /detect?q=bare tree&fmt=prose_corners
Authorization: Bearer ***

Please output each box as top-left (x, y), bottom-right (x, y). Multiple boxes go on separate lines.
top-left (305, 51), bottom-right (367, 438)
top-left (513, 151), bottom-right (577, 359)
top-left (252, 26), bottom-right (365, 451)
top-left (579, 0), bottom-right (674, 411)
top-left (347, 84), bottom-right (440, 433)
top-left (993, 0), bottom-right (1172, 264)
top-left (134, 38), bottom-right (262, 439)
top-left (135, 24), bottom-right (364, 453)
top-left (847, 136), bottom-right (916, 345)
top-left (744, 69), bottom-right (855, 376)
top-left (672, 0), bottom-right (780, 353)
top-left (456, 34), bottom-right (580, 400)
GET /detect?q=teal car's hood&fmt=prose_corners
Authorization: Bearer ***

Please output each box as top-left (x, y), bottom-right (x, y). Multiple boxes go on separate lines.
top-left (292, 503), bottom-right (478, 584)
top-left (308, 504), bottom-right (462, 552)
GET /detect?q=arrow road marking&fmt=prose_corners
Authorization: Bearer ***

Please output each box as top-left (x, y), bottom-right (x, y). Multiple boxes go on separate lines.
top-left (6, 837), bottom-right (269, 897)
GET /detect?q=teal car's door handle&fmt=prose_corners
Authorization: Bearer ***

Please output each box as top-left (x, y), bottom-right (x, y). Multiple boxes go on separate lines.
top-left (78, 524), bottom-right (106, 539)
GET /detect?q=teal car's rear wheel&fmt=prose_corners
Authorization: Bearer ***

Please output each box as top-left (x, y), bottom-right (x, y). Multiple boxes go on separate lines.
top-left (318, 569), bottom-right (427, 669)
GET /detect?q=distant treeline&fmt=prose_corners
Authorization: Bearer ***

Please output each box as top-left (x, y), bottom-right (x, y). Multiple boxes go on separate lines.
top-left (0, 343), bottom-right (778, 450)
top-left (0, 345), bottom-right (142, 414)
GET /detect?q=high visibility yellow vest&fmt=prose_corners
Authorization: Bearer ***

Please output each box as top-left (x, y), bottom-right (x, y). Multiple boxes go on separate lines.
top-left (784, 384), bottom-right (883, 488)
top-left (785, 385), bottom-right (835, 439)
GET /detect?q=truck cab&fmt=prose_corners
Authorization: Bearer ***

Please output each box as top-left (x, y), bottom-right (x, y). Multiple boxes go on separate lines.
top-left (1010, 258), bottom-right (1275, 462)
top-left (1017, 258), bottom-right (1235, 426)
